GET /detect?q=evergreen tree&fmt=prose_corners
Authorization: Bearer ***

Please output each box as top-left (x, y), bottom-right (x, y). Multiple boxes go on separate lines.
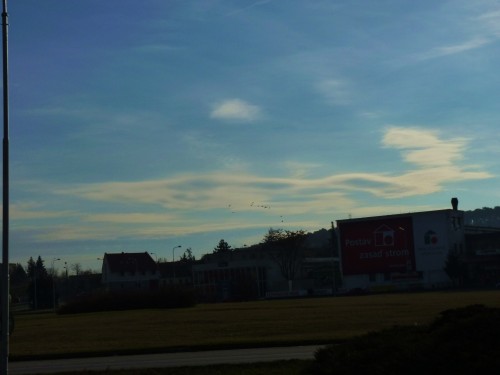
top-left (27, 257), bottom-right (36, 279)
top-left (213, 239), bottom-right (232, 254)
top-left (180, 248), bottom-right (196, 263)
top-left (35, 256), bottom-right (49, 280)
top-left (27, 256), bottom-right (53, 309)
top-left (9, 263), bottom-right (27, 285)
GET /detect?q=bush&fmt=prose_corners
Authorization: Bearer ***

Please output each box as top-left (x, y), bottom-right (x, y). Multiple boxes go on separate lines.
top-left (57, 287), bottom-right (196, 314)
top-left (310, 304), bottom-right (500, 375)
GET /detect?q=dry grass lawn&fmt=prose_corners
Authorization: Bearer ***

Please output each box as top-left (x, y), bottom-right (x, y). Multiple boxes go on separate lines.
top-left (10, 290), bottom-right (500, 359)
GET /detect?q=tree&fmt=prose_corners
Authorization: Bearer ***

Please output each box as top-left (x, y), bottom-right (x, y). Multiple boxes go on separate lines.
top-left (79, 268), bottom-right (97, 275)
top-left (26, 257), bottom-right (36, 279)
top-left (444, 250), bottom-right (466, 287)
top-left (35, 256), bottom-right (49, 279)
top-left (180, 248), bottom-right (196, 263)
top-left (262, 228), bottom-right (307, 292)
top-left (27, 256), bottom-right (52, 309)
top-left (9, 263), bottom-right (27, 285)
top-left (213, 239), bottom-right (232, 254)
top-left (71, 263), bottom-right (82, 276)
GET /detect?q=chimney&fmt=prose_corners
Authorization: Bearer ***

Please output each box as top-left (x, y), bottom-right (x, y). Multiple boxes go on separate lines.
top-left (451, 197), bottom-right (459, 210)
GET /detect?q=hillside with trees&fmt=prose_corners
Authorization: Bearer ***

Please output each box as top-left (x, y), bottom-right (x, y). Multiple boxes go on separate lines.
top-left (280, 206), bottom-right (500, 251)
top-left (464, 206), bottom-right (500, 227)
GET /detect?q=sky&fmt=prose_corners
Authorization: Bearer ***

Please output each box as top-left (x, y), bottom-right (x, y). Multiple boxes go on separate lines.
top-left (4, 0), bottom-right (500, 272)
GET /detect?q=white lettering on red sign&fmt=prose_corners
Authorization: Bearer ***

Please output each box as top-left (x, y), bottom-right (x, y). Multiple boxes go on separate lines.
top-left (359, 249), bottom-right (409, 260)
top-left (345, 238), bottom-right (372, 246)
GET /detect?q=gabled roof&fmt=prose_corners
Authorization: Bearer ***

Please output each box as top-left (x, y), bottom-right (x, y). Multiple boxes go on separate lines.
top-left (103, 252), bottom-right (157, 274)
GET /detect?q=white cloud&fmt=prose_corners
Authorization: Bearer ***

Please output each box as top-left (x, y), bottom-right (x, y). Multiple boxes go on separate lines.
top-left (417, 38), bottom-right (490, 60)
top-left (83, 213), bottom-right (178, 224)
top-left (316, 79), bottom-right (351, 106)
top-left (210, 99), bottom-right (261, 121)
top-left (84, 127), bottom-right (492, 203)
top-left (21, 127), bottom-right (492, 243)
top-left (11, 202), bottom-right (74, 220)
top-left (476, 9), bottom-right (500, 37)
top-left (382, 127), bottom-right (468, 167)
top-left (283, 161), bottom-right (321, 179)
top-left (226, 0), bottom-right (273, 16)
top-left (182, 131), bottom-right (248, 170)
top-left (57, 127), bottom-right (491, 206)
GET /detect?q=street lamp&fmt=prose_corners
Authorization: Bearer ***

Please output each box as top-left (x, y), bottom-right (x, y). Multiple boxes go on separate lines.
top-left (172, 245), bottom-right (182, 262)
top-left (51, 258), bottom-right (60, 276)
top-left (51, 258), bottom-right (60, 311)
top-left (172, 245), bottom-right (182, 282)
top-left (150, 252), bottom-right (157, 262)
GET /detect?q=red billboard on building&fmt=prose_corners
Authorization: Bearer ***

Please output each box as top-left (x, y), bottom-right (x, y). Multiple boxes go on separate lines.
top-left (338, 216), bottom-right (416, 275)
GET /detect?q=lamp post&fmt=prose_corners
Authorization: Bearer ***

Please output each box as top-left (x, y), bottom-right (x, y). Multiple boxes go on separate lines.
top-left (331, 221), bottom-right (337, 296)
top-left (172, 245), bottom-right (181, 282)
top-left (33, 267), bottom-right (37, 310)
top-left (51, 258), bottom-right (60, 311)
top-left (1, 1), bottom-right (9, 373)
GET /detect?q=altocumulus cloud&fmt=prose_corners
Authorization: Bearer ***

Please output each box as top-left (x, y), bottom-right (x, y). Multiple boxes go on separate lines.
top-left (210, 99), bottom-right (261, 121)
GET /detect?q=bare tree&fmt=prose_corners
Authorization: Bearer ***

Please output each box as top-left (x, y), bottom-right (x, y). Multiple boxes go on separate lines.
top-left (71, 263), bottom-right (82, 276)
top-left (262, 228), bottom-right (307, 292)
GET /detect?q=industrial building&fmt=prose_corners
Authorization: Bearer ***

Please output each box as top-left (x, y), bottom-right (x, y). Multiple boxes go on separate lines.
top-left (337, 201), bottom-right (465, 292)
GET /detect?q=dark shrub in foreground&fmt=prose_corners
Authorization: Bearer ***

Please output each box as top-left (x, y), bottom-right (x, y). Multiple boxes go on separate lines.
top-left (57, 287), bottom-right (196, 314)
top-left (310, 304), bottom-right (500, 375)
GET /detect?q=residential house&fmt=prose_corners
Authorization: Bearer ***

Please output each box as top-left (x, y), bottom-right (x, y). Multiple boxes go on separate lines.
top-left (101, 252), bottom-right (159, 291)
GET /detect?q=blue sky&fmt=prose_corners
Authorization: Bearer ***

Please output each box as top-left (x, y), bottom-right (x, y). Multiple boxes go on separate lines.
top-left (6, 0), bottom-right (500, 272)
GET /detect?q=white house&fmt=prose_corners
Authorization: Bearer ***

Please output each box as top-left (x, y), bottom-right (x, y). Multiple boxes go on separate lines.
top-left (101, 252), bottom-right (159, 291)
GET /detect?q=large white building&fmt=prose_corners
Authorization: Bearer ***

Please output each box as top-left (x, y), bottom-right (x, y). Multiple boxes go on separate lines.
top-left (337, 205), bottom-right (464, 292)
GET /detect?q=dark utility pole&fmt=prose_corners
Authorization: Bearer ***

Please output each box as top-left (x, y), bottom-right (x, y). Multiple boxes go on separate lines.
top-left (1, 0), bottom-right (9, 373)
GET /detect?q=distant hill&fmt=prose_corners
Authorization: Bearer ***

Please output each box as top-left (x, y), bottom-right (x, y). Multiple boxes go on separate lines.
top-left (305, 207), bottom-right (500, 249)
top-left (304, 228), bottom-right (334, 248)
top-left (237, 207), bottom-right (500, 254)
top-left (464, 206), bottom-right (500, 228)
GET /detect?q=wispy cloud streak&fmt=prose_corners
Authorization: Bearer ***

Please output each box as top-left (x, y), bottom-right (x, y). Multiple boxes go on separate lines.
top-left (210, 99), bottom-right (262, 122)
top-left (51, 127), bottom-right (491, 227)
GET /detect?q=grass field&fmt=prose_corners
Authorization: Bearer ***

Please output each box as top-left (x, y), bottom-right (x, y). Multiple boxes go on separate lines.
top-left (10, 289), bottom-right (500, 361)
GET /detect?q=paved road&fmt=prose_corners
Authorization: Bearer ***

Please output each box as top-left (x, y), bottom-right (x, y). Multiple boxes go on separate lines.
top-left (9, 345), bottom-right (323, 374)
